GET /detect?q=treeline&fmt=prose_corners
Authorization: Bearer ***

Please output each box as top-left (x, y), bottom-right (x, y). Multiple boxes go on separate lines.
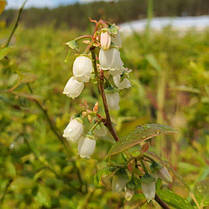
top-left (1, 0), bottom-right (209, 29)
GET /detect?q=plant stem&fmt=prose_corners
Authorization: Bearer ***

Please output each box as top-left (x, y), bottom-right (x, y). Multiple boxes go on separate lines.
top-left (155, 194), bottom-right (170, 209)
top-left (26, 84), bottom-right (85, 192)
top-left (0, 179), bottom-right (13, 205)
top-left (90, 47), bottom-right (119, 142)
top-left (5, 0), bottom-right (28, 48)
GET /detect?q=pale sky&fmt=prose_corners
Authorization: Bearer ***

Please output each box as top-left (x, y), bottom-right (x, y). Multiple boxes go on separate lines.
top-left (6, 0), bottom-right (114, 9)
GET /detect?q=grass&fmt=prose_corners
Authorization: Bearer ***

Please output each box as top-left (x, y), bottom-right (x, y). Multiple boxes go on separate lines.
top-left (0, 25), bottom-right (209, 208)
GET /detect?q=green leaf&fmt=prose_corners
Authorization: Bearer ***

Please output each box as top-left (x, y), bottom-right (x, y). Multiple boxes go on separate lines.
top-left (66, 40), bottom-right (79, 50)
top-left (157, 189), bottom-right (194, 209)
top-left (108, 24), bottom-right (119, 35)
top-left (35, 186), bottom-right (51, 208)
top-left (108, 124), bottom-right (176, 157)
top-left (194, 178), bottom-right (209, 207)
top-left (0, 47), bottom-right (10, 60)
top-left (146, 54), bottom-right (161, 72)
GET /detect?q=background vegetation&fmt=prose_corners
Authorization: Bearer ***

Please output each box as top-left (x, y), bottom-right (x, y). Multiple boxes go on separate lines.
top-left (0, 0), bottom-right (209, 208)
top-left (1, 0), bottom-right (209, 29)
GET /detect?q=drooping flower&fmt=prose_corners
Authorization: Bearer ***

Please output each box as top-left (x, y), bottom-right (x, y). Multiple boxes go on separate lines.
top-left (112, 174), bottom-right (129, 192)
top-left (100, 31), bottom-right (111, 50)
top-left (113, 74), bottom-right (131, 89)
top-left (151, 162), bottom-right (172, 183)
top-left (63, 118), bottom-right (83, 142)
top-left (158, 167), bottom-right (172, 183)
top-left (99, 48), bottom-right (124, 74)
top-left (106, 92), bottom-right (120, 110)
top-left (78, 136), bottom-right (96, 158)
top-left (63, 76), bottom-right (84, 99)
top-left (94, 124), bottom-right (107, 137)
top-left (112, 32), bottom-right (122, 48)
top-left (141, 175), bottom-right (156, 202)
top-left (73, 55), bottom-right (93, 82)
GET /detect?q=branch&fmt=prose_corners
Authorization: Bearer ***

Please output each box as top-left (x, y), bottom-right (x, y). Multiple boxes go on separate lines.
top-left (5, 0), bottom-right (28, 48)
top-left (155, 194), bottom-right (170, 209)
top-left (90, 47), bottom-right (119, 142)
top-left (26, 84), bottom-right (86, 192)
top-left (0, 179), bottom-right (13, 205)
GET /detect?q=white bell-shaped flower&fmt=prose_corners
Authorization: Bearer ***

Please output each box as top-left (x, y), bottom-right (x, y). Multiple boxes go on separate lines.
top-left (100, 31), bottom-right (111, 50)
top-left (112, 175), bottom-right (129, 192)
top-left (94, 124), bottom-right (107, 137)
top-left (158, 167), bottom-right (172, 183)
top-left (106, 92), bottom-right (120, 110)
top-left (63, 118), bottom-right (83, 142)
top-left (141, 175), bottom-right (156, 202)
top-left (113, 74), bottom-right (131, 89)
top-left (112, 32), bottom-right (122, 48)
top-left (78, 136), bottom-right (96, 158)
top-left (99, 48), bottom-right (124, 74)
top-left (73, 56), bottom-right (93, 82)
top-left (63, 76), bottom-right (84, 99)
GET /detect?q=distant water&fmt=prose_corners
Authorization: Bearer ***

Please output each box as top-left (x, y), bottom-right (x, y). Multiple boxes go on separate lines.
top-left (120, 16), bottom-right (209, 33)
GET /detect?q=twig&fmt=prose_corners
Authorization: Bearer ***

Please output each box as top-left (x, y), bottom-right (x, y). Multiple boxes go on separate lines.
top-left (5, 0), bottom-right (28, 47)
top-left (155, 194), bottom-right (170, 209)
top-left (24, 136), bottom-right (81, 192)
top-left (26, 84), bottom-right (86, 192)
top-left (90, 47), bottom-right (119, 142)
top-left (0, 179), bottom-right (13, 205)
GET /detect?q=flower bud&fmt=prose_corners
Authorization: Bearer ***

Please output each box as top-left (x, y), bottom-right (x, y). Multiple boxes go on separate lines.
top-left (158, 167), bottom-right (172, 183)
top-left (78, 136), bottom-right (96, 158)
top-left (73, 56), bottom-right (93, 82)
top-left (99, 48), bottom-right (124, 74)
top-left (113, 74), bottom-right (131, 89)
top-left (63, 118), bottom-right (83, 142)
top-left (106, 92), bottom-right (120, 110)
top-left (112, 175), bottom-right (129, 192)
top-left (141, 175), bottom-right (156, 202)
top-left (112, 32), bottom-right (122, 48)
top-left (100, 31), bottom-right (111, 50)
top-left (63, 76), bottom-right (84, 99)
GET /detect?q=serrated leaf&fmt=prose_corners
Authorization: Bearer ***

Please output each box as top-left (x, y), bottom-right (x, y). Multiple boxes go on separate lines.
top-left (157, 189), bottom-right (194, 209)
top-left (194, 178), bottom-right (209, 206)
top-left (66, 40), bottom-right (79, 50)
top-left (0, 47), bottom-right (10, 60)
top-left (108, 124), bottom-right (176, 157)
top-left (0, 0), bottom-right (6, 15)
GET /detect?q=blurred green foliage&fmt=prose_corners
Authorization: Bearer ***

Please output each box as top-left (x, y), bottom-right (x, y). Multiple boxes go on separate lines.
top-left (1, 0), bottom-right (209, 29)
top-left (0, 25), bottom-right (209, 208)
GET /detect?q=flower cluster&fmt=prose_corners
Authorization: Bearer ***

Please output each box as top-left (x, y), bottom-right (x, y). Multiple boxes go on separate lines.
top-left (62, 22), bottom-right (132, 158)
top-left (63, 117), bottom-right (96, 158)
top-left (99, 29), bottom-right (131, 110)
top-left (63, 55), bottom-right (93, 99)
top-left (111, 164), bottom-right (172, 202)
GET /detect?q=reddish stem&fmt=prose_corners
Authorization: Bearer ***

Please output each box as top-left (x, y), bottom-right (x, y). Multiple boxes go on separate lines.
top-left (90, 47), bottom-right (119, 142)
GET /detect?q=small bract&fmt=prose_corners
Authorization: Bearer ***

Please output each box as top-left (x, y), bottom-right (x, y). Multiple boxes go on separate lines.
top-left (63, 76), bottom-right (84, 99)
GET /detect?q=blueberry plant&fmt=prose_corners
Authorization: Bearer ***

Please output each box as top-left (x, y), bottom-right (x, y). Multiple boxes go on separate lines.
top-left (63, 19), bottom-right (179, 208)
